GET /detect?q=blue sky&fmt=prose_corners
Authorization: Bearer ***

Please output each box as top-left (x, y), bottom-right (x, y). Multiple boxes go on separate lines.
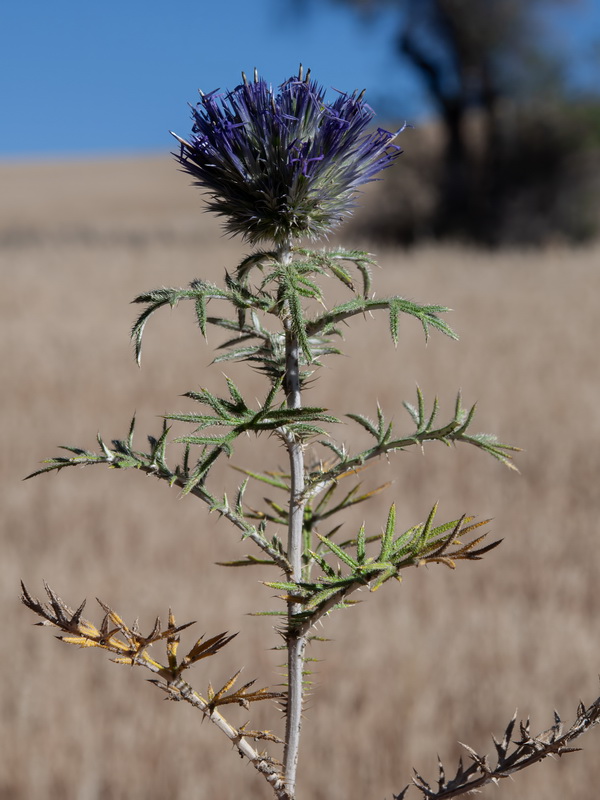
top-left (1, 0), bottom-right (598, 160)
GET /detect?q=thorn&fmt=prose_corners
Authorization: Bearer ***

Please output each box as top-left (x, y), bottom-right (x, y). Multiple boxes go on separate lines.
top-left (170, 131), bottom-right (191, 148)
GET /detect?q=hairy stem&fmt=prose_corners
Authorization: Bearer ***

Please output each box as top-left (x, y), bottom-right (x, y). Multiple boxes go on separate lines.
top-left (280, 244), bottom-right (307, 799)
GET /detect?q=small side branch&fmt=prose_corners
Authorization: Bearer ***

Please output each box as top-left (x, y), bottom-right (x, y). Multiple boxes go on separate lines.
top-left (21, 583), bottom-right (291, 800)
top-left (307, 392), bottom-right (519, 495)
top-left (396, 701), bottom-right (600, 799)
top-left (26, 433), bottom-right (291, 574)
top-left (179, 477), bottom-right (291, 572)
top-left (272, 506), bottom-right (499, 638)
top-left (305, 296), bottom-right (456, 343)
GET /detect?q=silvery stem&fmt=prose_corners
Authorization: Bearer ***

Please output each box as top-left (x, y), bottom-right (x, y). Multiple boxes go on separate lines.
top-left (279, 243), bottom-right (307, 799)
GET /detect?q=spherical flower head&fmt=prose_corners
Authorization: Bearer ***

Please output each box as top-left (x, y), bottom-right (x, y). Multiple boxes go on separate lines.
top-left (172, 66), bottom-right (404, 245)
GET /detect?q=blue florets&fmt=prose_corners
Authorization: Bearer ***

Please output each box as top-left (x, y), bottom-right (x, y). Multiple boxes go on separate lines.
top-left (172, 66), bottom-right (404, 245)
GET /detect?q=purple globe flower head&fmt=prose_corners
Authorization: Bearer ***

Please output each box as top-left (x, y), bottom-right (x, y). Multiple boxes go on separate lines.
top-left (171, 66), bottom-right (405, 245)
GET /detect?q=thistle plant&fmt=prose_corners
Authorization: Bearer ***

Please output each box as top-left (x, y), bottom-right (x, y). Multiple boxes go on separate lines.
top-left (23, 66), bottom-right (600, 799)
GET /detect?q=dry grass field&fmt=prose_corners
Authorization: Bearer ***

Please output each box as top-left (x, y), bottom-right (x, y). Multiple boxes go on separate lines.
top-left (2, 155), bottom-right (600, 799)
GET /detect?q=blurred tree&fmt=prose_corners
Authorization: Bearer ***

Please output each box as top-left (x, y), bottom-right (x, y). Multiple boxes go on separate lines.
top-left (298, 0), bottom-right (600, 244)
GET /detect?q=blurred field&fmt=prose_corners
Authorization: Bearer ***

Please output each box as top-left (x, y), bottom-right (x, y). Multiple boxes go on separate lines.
top-left (3, 155), bottom-right (600, 800)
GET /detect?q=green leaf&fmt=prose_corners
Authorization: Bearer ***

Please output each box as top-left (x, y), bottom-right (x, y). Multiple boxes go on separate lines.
top-left (232, 467), bottom-right (289, 490)
top-left (307, 550), bottom-right (337, 578)
top-left (150, 422), bottom-right (170, 467)
top-left (194, 295), bottom-right (207, 337)
top-left (236, 250), bottom-right (278, 284)
top-left (215, 556), bottom-right (277, 568)
top-left (356, 523), bottom-right (366, 564)
top-left (416, 503), bottom-right (439, 550)
top-left (305, 585), bottom-right (348, 611)
top-left (389, 299), bottom-right (400, 345)
top-left (424, 394), bottom-right (439, 432)
top-left (315, 534), bottom-right (359, 569)
top-left (213, 346), bottom-right (263, 364)
top-left (248, 610), bottom-right (288, 617)
top-left (347, 413), bottom-right (379, 438)
top-left (312, 480), bottom-right (339, 516)
top-left (329, 263), bottom-right (355, 291)
top-left (175, 436), bottom-right (234, 455)
top-left (317, 439), bottom-right (347, 461)
top-left (97, 433), bottom-right (114, 461)
top-left (131, 296), bottom-right (171, 365)
top-left (454, 398), bottom-right (477, 435)
top-left (263, 378), bottom-right (283, 411)
top-left (127, 415), bottom-right (136, 450)
top-left (285, 281), bottom-right (311, 361)
top-left (234, 478), bottom-right (249, 515)
top-left (224, 376), bottom-right (245, 408)
top-left (379, 504), bottom-right (396, 561)
top-left (370, 566), bottom-right (398, 592)
top-left (263, 580), bottom-right (306, 594)
top-left (376, 404), bottom-right (385, 438)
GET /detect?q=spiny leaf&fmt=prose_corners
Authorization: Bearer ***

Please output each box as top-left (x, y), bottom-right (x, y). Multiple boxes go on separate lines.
top-left (225, 376), bottom-right (245, 407)
top-left (210, 678), bottom-right (285, 709)
top-left (312, 480), bottom-right (339, 516)
top-left (370, 566), bottom-right (398, 591)
top-left (283, 272), bottom-right (311, 361)
top-left (346, 413), bottom-right (379, 438)
top-left (415, 503), bottom-right (439, 549)
top-left (150, 422), bottom-right (170, 466)
top-left (235, 477), bottom-right (249, 515)
top-left (454, 399), bottom-right (477, 435)
top-left (307, 550), bottom-right (338, 578)
top-left (389, 299), bottom-right (400, 345)
top-left (317, 439), bottom-right (347, 461)
top-left (379, 504), bottom-right (397, 561)
top-left (329, 263), bottom-right (355, 291)
top-left (313, 481), bottom-right (391, 522)
top-left (356, 523), bottom-right (366, 564)
top-left (248, 610), bottom-right (288, 617)
top-left (195, 294), bottom-right (207, 337)
top-left (182, 632), bottom-right (237, 669)
top-left (236, 250), bottom-right (278, 284)
top-left (131, 296), bottom-right (172, 365)
top-left (263, 580), bottom-right (306, 595)
top-left (304, 584), bottom-right (350, 611)
top-left (315, 534), bottom-right (359, 569)
top-left (215, 556), bottom-right (279, 568)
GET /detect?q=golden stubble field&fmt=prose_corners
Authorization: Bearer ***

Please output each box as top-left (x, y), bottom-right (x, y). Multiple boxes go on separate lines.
top-left (2, 155), bottom-right (600, 800)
